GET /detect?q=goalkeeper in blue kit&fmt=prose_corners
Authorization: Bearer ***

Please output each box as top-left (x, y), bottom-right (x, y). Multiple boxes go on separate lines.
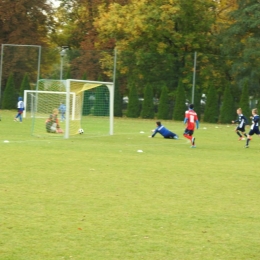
top-left (150, 121), bottom-right (178, 139)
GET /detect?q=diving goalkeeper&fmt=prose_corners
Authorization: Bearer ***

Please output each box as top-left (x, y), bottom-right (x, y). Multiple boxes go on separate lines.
top-left (149, 121), bottom-right (178, 139)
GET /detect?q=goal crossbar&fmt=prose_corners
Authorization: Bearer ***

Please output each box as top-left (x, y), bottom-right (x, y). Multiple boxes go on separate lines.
top-left (24, 90), bottom-right (76, 119)
top-left (28, 79), bottom-right (114, 139)
top-left (64, 80), bottom-right (114, 138)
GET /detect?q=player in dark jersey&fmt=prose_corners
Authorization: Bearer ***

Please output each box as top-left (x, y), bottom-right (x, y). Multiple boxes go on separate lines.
top-left (150, 121), bottom-right (178, 139)
top-left (231, 108), bottom-right (248, 140)
top-left (245, 108), bottom-right (260, 148)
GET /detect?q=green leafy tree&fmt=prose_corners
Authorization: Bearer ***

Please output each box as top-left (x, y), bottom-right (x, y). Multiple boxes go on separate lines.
top-left (126, 84), bottom-right (140, 118)
top-left (141, 84), bottom-right (154, 119)
top-left (19, 73), bottom-right (30, 97)
top-left (95, 0), bottom-right (216, 94)
top-left (65, 67), bottom-right (71, 79)
top-left (219, 85), bottom-right (235, 123)
top-left (82, 72), bottom-right (87, 80)
top-left (221, 0), bottom-right (260, 94)
top-left (157, 85), bottom-right (170, 120)
top-left (2, 73), bottom-right (17, 109)
top-left (257, 100), bottom-right (260, 116)
top-left (239, 81), bottom-right (250, 119)
top-left (204, 85), bottom-right (219, 123)
top-left (114, 80), bottom-right (123, 117)
top-left (173, 81), bottom-right (186, 121)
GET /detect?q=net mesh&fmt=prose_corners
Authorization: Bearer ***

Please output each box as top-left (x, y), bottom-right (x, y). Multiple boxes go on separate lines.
top-left (24, 79), bottom-right (112, 137)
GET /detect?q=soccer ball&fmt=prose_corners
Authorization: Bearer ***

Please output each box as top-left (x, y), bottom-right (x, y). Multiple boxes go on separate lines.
top-left (78, 128), bottom-right (84, 134)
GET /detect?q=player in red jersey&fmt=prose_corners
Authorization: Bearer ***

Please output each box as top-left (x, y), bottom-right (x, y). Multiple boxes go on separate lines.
top-left (183, 104), bottom-right (199, 148)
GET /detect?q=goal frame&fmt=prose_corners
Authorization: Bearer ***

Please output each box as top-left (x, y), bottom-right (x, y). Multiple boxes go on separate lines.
top-left (64, 79), bottom-right (114, 139)
top-left (28, 79), bottom-right (114, 139)
top-left (23, 90), bottom-right (77, 119)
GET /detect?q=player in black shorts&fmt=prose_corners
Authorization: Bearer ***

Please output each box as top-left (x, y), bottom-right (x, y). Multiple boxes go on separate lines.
top-left (232, 108), bottom-right (248, 141)
top-left (245, 108), bottom-right (260, 148)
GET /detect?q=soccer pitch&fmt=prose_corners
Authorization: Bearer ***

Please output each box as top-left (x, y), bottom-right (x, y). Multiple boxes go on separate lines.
top-left (0, 110), bottom-right (259, 260)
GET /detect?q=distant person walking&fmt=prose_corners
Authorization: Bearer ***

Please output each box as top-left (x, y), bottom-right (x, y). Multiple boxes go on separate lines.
top-left (14, 97), bottom-right (25, 122)
top-left (58, 102), bottom-right (66, 122)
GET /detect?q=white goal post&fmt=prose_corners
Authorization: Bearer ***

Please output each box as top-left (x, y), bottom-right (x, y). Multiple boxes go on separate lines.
top-left (64, 79), bottom-right (114, 139)
top-left (26, 79), bottom-right (114, 139)
top-left (24, 90), bottom-right (76, 119)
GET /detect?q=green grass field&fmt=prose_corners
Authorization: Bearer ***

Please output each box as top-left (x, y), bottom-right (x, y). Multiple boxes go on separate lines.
top-left (0, 110), bottom-right (260, 260)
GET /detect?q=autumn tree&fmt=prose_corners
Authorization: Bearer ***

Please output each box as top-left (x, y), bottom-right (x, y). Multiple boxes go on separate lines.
top-left (95, 0), bottom-right (217, 96)
top-left (0, 1), bottom-right (55, 88)
top-left (54, 0), bottom-right (128, 81)
top-left (0, 1), bottom-right (54, 44)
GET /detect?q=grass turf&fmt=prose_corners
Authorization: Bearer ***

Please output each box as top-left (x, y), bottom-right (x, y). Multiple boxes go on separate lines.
top-left (0, 110), bottom-right (260, 259)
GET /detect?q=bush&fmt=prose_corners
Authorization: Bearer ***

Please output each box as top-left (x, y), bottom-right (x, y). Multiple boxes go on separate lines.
top-left (239, 81), bottom-right (250, 119)
top-left (173, 81), bottom-right (186, 121)
top-left (2, 73), bottom-right (17, 109)
top-left (219, 85), bottom-right (235, 123)
top-left (157, 85), bottom-right (170, 120)
top-left (126, 84), bottom-right (140, 118)
top-left (204, 85), bottom-right (219, 123)
top-left (141, 84), bottom-right (154, 119)
top-left (20, 73), bottom-right (30, 97)
top-left (93, 85), bottom-right (109, 116)
top-left (194, 90), bottom-right (202, 120)
top-left (114, 80), bottom-right (123, 117)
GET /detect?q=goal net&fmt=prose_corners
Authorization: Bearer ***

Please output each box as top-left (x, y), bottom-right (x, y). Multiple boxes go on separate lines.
top-left (24, 79), bottom-right (114, 138)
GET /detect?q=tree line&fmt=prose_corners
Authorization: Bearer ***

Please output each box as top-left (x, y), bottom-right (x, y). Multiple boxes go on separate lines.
top-left (0, 0), bottom-right (259, 123)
